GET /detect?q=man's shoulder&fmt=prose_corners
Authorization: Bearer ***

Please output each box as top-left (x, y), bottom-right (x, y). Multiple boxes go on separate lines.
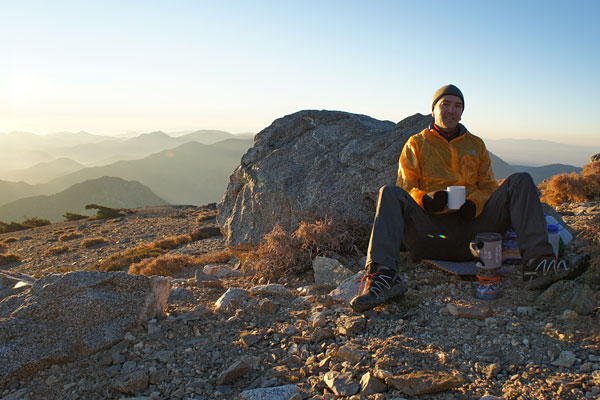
top-left (407, 128), bottom-right (431, 142)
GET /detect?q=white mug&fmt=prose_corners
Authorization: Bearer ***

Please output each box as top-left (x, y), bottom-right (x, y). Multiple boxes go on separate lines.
top-left (447, 186), bottom-right (466, 210)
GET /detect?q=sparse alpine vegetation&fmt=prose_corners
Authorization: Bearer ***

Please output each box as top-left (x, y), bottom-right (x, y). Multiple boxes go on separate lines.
top-left (46, 245), bottom-right (70, 255)
top-left (80, 237), bottom-right (108, 248)
top-left (63, 212), bottom-right (89, 221)
top-left (0, 217), bottom-right (51, 234)
top-left (128, 254), bottom-right (198, 276)
top-left (85, 204), bottom-right (129, 219)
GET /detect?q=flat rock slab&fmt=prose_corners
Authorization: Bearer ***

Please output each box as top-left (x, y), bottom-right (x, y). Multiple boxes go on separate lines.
top-left (214, 288), bottom-right (250, 310)
top-left (239, 384), bottom-right (301, 400)
top-left (324, 370), bottom-right (359, 397)
top-left (0, 271), bottom-right (171, 382)
top-left (312, 257), bottom-right (354, 287)
top-left (329, 271), bottom-right (365, 304)
top-left (386, 370), bottom-right (465, 396)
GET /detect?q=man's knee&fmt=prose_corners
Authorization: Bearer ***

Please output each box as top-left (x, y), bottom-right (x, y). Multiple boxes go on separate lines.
top-left (505, 172), bottom-right (535, 188)
top-left (379, 185), bottom-right (407, 198)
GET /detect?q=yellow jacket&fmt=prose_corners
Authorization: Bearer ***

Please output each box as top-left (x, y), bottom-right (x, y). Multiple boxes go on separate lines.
top-left (397, 126), bottom-right (498, 217)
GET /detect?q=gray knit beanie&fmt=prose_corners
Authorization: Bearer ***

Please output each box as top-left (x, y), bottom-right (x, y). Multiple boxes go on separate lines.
top-left (432, 84), bottom-right (464, 110)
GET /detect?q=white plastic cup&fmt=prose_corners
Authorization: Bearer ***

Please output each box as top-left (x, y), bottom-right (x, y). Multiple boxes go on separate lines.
top-left (447, 186), bottom-right (466, 210)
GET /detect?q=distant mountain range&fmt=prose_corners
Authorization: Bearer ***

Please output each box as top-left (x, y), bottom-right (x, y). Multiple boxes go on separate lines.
top-left (488, 154), bottom-right (582, 184)
top-left (2, 158), bottom-right (85, 184)
top-left (484, 138), bottom-right (600, 168)
top-left (45, 138), bottom-right (254, 205)
top-left (0, 176), bottom-right (167, 222)
top-left (0, 137), bottom-right (254, 210)
top-left (0, 129), bottom-right (253, 172)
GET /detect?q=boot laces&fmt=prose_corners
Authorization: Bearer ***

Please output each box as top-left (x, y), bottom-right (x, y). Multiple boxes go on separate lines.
top-left (533, 257), bottom-right (568, 275)
top-left (358, 272), bottom-right (394, 299)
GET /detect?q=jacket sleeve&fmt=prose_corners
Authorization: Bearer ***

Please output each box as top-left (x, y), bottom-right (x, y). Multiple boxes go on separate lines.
top-left (467, 144), bottom-right (499, 217)
top-left (396, 138), bottom-right (428, 207)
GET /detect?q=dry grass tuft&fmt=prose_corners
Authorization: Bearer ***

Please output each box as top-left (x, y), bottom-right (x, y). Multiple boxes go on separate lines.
top-left (46, 245), bottom-right (70, 255)
top-left (191, 227), bottom-right (222, 241)
top-left (94, 245), bottom-right (167, 272)
top-left (93, 234), bottom-right (195, 272)
top-left (196, 249), bottom-right (232, 264)
top-left (59, 232), bottom-right (84, 242)
top-left (129, 254), bottom-right (198, 276)
top-left (81, 237), bottom-right (108, 248)
top-left (0, 252), bottom-right (22, 266)
top-left (540, 161), bottom-right (600, 206)
top-left (153, 235), bottom-right (191, 250)
top-left (196, 209), bottom-right (218, 223)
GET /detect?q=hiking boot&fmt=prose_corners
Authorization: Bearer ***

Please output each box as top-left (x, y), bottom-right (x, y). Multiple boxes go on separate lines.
top-left (522, 255), bottom-right (569, 290)
top-left (350, 266), bottom-right (407, 312)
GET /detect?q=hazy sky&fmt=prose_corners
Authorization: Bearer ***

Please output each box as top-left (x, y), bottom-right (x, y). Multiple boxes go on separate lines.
top-left (2, 0), bottom-right (599, 145)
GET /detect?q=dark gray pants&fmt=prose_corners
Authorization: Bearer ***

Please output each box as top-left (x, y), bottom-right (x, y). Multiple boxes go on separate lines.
top-left (365, 173), bottom-right (553, 273)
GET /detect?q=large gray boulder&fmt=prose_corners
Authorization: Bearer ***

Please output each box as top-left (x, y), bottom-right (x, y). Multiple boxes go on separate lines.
top-left (0, 271), bottom-right (171, 382)
top-left (217, 110), bottom-right (432, 249)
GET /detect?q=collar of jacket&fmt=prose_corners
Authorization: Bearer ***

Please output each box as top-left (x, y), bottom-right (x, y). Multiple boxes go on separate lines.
top-left (428, 123), bottom-right (468, 141)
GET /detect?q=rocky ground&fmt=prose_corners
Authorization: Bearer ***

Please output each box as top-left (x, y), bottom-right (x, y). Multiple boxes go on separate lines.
top-left (0, 202), bottom-right (599, 400)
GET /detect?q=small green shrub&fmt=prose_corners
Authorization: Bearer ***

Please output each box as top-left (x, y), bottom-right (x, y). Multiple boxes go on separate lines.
top-left (85, 204), bottom-right (128, 219)
top-left (64, 212), bottom-right (89, 221)
top-left (22, 217), bottom-right (51, 228)
top-left (0, 221), bottom-right (28, 234)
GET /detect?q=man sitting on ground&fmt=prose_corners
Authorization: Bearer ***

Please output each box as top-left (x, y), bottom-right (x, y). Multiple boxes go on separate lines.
top-left (350, 84), bottom-right (567, 312)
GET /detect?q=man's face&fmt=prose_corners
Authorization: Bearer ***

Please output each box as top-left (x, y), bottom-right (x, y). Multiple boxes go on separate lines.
top-left (432, 95), bottom-right (464, 130)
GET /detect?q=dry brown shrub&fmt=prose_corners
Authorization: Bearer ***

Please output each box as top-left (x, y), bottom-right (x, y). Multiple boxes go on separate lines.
top-left (293, 217), bottom-right (369, 259)
top-left (129, 254), bottom-right (197, 276)
top-left (153, 235), bottom-right (192, 250)
top-left (59, 232), bottom-right (84, 242)
top-left (0, 253), bottom-right (21, 266)
top-left (582, 161), bottom-right (600, 180)
top-left (242, 218), bottom-right (370, 282)
top-left (196, 249), bottom-right (231, 264)
top-left (579, 214), bottom-right (600, 286)
top-left (46, 245), bottom-right (70, 255)
top-left (243, 225), bottom-right (309, 281)
top-left (2, 237), bottom-right (18, 243)
top-left (540, 172), bottom-right (600, 207)
top-left (81, 237), bottom-right (108, 248)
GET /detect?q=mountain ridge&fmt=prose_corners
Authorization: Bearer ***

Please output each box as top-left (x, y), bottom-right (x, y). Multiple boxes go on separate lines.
top-left (0, 176), bottom-right (168, 222)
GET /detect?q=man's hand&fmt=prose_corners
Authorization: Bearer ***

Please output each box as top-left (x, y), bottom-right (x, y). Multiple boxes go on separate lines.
top-left (458, 200), bottom-right (476, 220)
top-left (422, 190), bottom-right (448, 212)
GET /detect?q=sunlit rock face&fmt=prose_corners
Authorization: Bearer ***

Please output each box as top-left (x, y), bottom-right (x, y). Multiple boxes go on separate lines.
top-left (217, 110), bottom-right (433, 250)
top-left (0, 271), bottom-right (171, 381)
